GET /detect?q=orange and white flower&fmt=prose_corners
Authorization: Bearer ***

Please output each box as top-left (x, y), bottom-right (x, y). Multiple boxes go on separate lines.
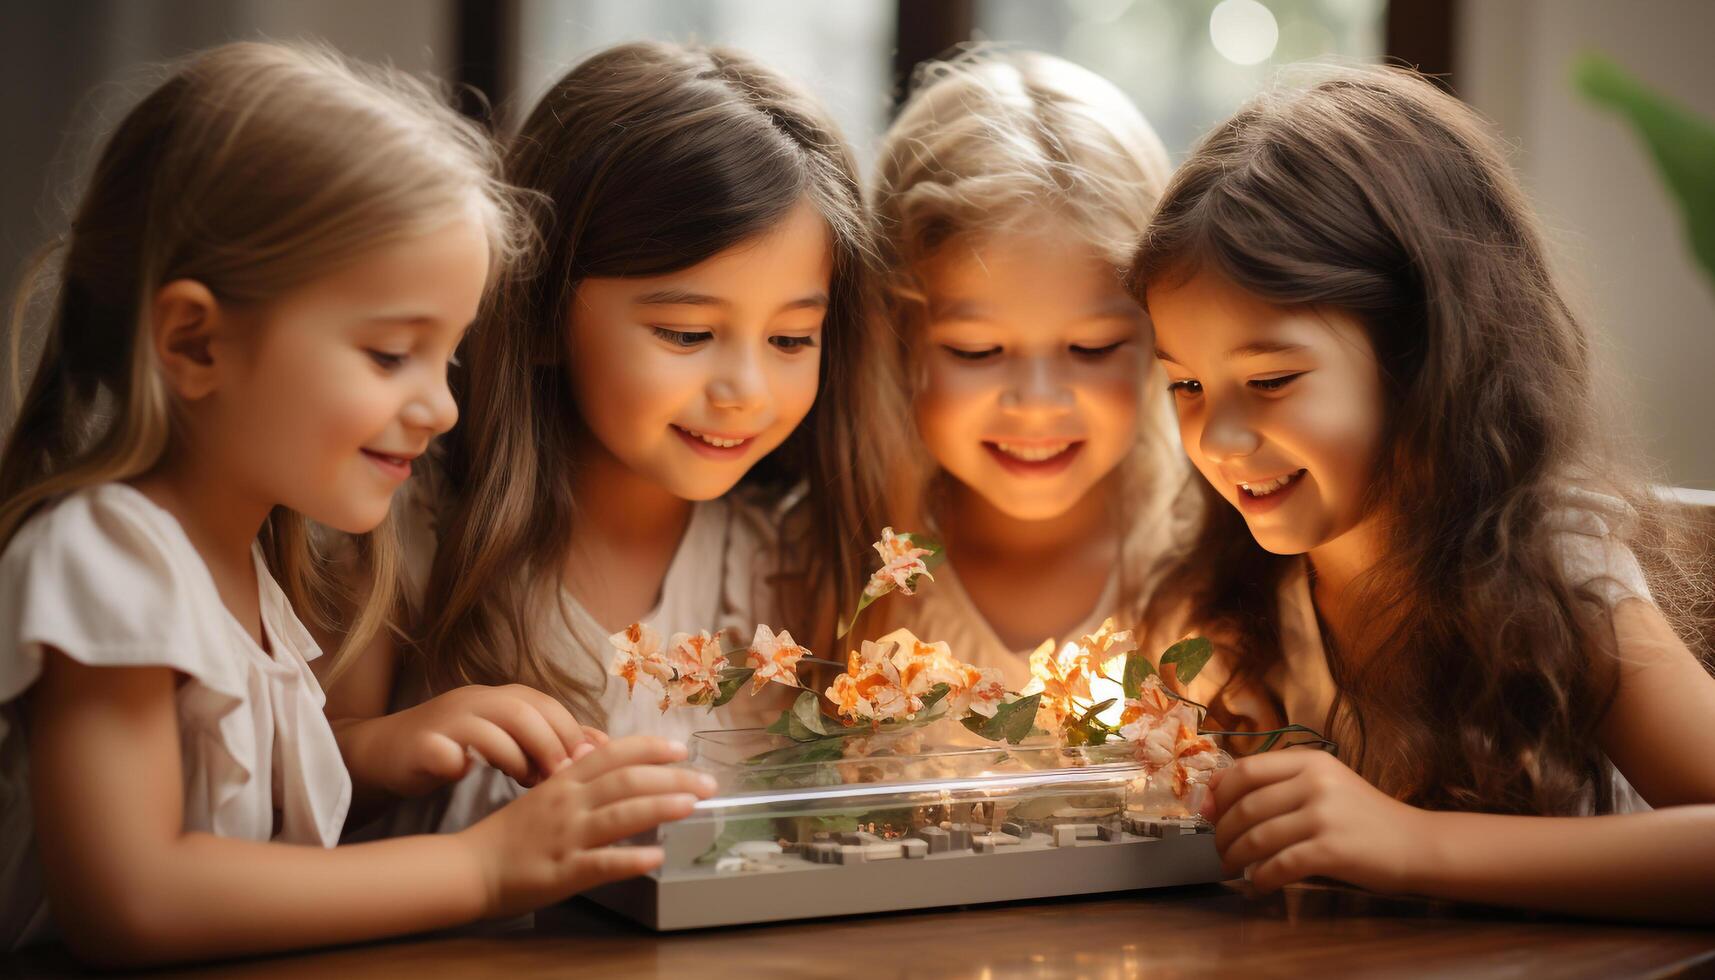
top-left (658, 629), bottom-right (725, 711)
top-left (745, 624), bottom-right (808, 692)
top-left (1022, 638), bottom-right (1095, 723)
top-left (863, 527), bottom-right (934, 598)
top-left (874, 628), bottom-right (1006, 720)
top-left (827, 639), bottom-right (922, 724)
top-left (1120, 673), bottom-right (1226, 803)
top-left (944, 661), bottom-right (1007, 718)
top-left (609, 622), bottom-right (672, 695)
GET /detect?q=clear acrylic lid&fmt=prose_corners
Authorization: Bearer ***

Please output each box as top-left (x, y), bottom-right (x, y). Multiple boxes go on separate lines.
top-left (682, 726), bottom-right (1152, 823)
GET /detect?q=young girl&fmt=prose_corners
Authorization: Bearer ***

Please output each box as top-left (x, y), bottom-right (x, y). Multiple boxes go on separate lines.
top-left (330, 42), bottom-right (899, 828)
top-left (1132, 65), bottom-right (1715, 923)
top-left (0, 43), bottom-right (711, 963)
top-left (867, 49), bottom-right (1201, 690)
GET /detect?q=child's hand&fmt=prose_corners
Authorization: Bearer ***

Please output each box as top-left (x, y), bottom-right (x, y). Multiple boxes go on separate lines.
top-left (362, 684), bottom-right (607, 798)
top-left (1203, 749), bottom-right (1434, 894)
top-left (459, 735), bottom-right (716, 918)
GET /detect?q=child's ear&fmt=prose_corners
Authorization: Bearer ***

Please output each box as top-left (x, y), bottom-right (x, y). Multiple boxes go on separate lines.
top-left (150, 279), bottom-right (223, 400)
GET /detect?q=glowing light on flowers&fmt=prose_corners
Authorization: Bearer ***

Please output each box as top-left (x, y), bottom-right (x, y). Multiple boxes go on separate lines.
top-left (609, 622), bottom-right (672, 695)
top-left (745, 624), bottom-right (808, 692)
top-left (827, 639), bottom-right (922, 724)
top-left (863, 527), bottom-right (934, 598)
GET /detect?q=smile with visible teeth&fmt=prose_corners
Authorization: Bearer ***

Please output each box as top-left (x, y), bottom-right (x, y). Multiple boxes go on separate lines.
top-left (675, 425), bottom-right (748, 449)
top-left (991, 441), bottom-right (1075, 462)
top-left (1239, 469), bottom-right (1306, 497)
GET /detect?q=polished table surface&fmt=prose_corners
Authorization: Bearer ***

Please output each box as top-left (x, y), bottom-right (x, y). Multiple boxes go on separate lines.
top-left (10, 881), bottom-right (1715, 978)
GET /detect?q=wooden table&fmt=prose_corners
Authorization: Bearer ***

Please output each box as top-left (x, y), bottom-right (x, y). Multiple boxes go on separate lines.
top-left (9, 881), bottom-right (1715, 978)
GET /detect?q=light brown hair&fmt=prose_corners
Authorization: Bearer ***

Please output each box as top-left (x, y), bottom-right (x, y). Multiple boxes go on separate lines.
top-left (1129, 65), bottom-right (1711, 814)
top-left (870, 46), bottom-right (1192, 625)
top-left (414, 42), bottom-right (901, 724)
top-left (0, 41), bottom-right (529, 683)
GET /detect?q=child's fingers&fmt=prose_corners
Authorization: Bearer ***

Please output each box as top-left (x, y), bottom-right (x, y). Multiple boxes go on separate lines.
top-left (1213, 775), bottom-right (1313, 854)
top-left (578, 794), bottom-right (700, 848)
top-left (562, 736), bottom-right (688, 783)
top-left (455, 717), bottom-right (533, 785)
top-left (581, 765), bottom-right (717, 810)
top-left (1220, 809), bottom-right (1318, 875)
top-left (580, 726), bottom-right (610, 747)
top-left (1211, 752), bottom-right (1314, 816)
top-left (568, 845), bottom-right (666, 888)
top-left (475, 698), bottom-right (569, 782)
top-left (504, 684), bottom-right (595, 755)
top-left (1247, 839), bottom-right (1326, 893)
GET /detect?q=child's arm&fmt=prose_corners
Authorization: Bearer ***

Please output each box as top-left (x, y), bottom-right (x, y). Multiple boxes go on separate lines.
top-left (1204, 601), bottom-right (1715, 923)
top-left (26, 651), bottom-right (708, 967)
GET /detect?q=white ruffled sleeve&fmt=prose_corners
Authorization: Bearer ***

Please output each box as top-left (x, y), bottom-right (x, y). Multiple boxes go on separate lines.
top-left (0, 486), bottom-right (247, 712)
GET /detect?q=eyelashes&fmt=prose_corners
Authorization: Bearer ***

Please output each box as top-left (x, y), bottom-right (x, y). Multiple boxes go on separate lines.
top-left (652, 327), bottom-right (714, 348)
top-left (939, 341), bottom-right (1128, 362)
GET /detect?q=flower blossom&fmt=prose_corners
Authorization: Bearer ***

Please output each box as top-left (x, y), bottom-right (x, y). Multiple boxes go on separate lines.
top-left (827, 639), bottom-right (922, 723)
top-left (657, 629), bottom-right (725, 711)
top-left (1121, 674), bottom-right (1227, 808)
top-left (745, 624), bottom-right (808, 692)
top-left (862, 527), bottom-right (933, 598)
top-left (609, 622), bottom-right (672, 695)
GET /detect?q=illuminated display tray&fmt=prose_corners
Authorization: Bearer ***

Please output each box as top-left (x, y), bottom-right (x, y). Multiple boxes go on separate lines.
top-left (583, 726), bottom-right (1223, 930)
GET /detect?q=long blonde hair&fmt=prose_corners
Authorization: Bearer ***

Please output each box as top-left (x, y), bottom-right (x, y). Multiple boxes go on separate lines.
top-left (0, 41), bottom-right (529, 683)
top-left (871, 46), bottom-right (1194, 622)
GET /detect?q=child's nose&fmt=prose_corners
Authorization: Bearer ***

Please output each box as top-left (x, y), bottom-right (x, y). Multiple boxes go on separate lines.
top-left (404, 374), bottom-right (459, 434)
top-left (706, 348), bottom-right (767, 413)
top-left (1198, 399), bottom-right (1261, 462)
top-left (998, 357), bottom-right (1074, 418)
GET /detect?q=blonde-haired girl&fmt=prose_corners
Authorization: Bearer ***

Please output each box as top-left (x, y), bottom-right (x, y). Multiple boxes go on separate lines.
top-left (868, 47), bottom-right (1200, 688)
top-left (0, 42), bottom-right (710, 965)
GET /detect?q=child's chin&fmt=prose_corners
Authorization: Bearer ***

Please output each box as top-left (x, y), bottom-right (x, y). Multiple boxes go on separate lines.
top-left (1245, 524), bottom-right (1315, 557)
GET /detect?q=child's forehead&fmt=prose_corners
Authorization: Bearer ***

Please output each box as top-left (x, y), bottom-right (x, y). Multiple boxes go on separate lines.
top-left (1150, 272), bottom-right (1369, 361)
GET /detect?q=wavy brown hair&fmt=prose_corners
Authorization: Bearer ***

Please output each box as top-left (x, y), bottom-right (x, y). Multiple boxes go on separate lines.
top-left (1129, 65), bottom-right (1710, 815)
top-left (414, 42), bottom-right (902, 724)
top-left (0, 42), bottom-right (527, 686)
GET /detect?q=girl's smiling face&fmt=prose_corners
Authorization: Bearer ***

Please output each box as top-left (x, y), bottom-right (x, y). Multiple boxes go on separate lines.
top-left (202, 209), bottom-right (489, 534)
top-left (566, 198), bottom-right (830, 501)
top-left (913, 221), bottom-right (1148, 522)
top-left (1147, 268), bottom-right (1388, 557)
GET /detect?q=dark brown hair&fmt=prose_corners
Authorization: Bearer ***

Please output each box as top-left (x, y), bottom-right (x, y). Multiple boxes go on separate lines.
top-left (414, 42), bottom-right (899, 723)
top-left (1129, 65), bottom-right (1709, 815)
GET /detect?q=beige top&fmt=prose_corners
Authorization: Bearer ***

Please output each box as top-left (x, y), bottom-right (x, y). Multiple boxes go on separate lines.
top-left (377, 475), bottom-right (784, 835)
top-left (0, 485), bottom-right (350, 949)
top-left (1176, 487), bottom-right (1655, 814)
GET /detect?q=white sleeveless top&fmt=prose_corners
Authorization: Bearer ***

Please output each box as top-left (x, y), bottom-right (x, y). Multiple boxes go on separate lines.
top-left (0, 485), bottom-right (350, 949)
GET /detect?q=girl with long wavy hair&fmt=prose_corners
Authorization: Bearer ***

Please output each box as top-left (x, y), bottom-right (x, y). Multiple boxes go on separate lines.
top-left (1133, 65), bottom-right (1715, 923)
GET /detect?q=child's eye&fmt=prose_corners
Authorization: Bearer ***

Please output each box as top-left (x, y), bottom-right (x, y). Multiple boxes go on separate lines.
top-left (1167, 378), bottom-right (1202, 397)
top-left (771, 334), bottom-right (818, 353)
top-left (368, 350), bottom-right (408, 370)
top-left (653, 327), bottom-right (713, 348)
top-left (943, 345), bottom-right (1001, 361)
top-left (1070, 341), bottom-right (1126, 359)
top-left (1249, 373), bottom-right (1305, 392)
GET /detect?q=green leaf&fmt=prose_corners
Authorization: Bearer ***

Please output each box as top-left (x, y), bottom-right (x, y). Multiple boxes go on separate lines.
top-left (1122, 651), bottom-right (1157, 700)
top-left (790, 690), bottom-right (836, 736)
top-left (917, 682), bottom-right (951, 712)
top-left (836, 590), bottom-right (881, 639)
top-left (1159, 637), bottom-right (1214, 685)
top-left (711, 666), bottom-right (757, 708)
top-left (1576, 53), bottom-right (1715, 287)
top-left (961, 693), bottom-right (1041, 745)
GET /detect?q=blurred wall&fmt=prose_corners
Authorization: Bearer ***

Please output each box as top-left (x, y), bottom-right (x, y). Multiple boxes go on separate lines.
top-left (0, 0), bottom-right (453, 406)
top-left (1458, 0), bottom-right (1715, 490)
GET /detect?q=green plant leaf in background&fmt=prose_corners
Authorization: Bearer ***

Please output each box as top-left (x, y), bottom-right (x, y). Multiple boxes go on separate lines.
top-left (1576, 52), bottom-right (1715, 289)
